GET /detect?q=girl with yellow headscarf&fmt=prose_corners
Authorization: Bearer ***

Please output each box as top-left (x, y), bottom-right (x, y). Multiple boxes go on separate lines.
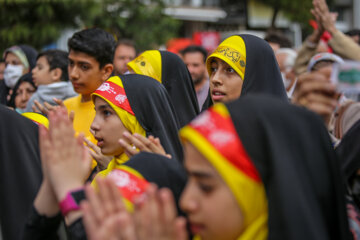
top-left (202, 34), bottom-right (287, 110)
top-left (179, 94), bottom-right (350, 240)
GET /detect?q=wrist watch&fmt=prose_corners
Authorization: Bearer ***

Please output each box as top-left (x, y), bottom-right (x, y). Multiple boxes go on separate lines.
top-left (59, 188), bottom-right (85, 216)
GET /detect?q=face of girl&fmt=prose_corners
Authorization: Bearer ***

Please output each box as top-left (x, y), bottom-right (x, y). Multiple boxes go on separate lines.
top-left (209, 58), bottom-right (243, 104)
top-left (180, 142), bottom-right (244, 240)
top-left (15, 81), bottom-right (36, 109)
top-left (91, 97), bottom-right (128, 157)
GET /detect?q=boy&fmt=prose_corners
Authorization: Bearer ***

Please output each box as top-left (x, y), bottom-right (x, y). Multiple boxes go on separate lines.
top-left (26, 49), bottom-right (76, 112)
top-left (63, 28), bottom-right (115, 157)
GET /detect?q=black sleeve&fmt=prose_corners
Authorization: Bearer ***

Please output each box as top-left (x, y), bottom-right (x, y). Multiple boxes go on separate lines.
top-left (22, 206), bottom-right (62, 240)
top-left (67, 217), bottom-right (88, 240)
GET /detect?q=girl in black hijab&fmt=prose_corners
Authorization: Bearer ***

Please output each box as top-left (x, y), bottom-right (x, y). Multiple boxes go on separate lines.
top-left (202, 34), bottom-right (287, 111)
top-left (127, 50), bottom-right (200, 127)
top-left (179, 94), bottom-right (350, 240)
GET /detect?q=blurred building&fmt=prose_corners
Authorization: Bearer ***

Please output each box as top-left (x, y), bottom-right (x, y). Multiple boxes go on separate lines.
top-left (333, 0), bottom-right (360, 31)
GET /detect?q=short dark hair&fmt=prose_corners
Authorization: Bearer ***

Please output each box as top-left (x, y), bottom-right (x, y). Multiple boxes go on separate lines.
top-left (68, 28), bottom-right (116, 68)
top-left (116, 39), bottom-right (137, 53)
top-left (264, 31), bottom-right (292, 48)
top-left (180, 45), bottom-right (208, 63)
top-left (37, 50), bottom-right (69, 81)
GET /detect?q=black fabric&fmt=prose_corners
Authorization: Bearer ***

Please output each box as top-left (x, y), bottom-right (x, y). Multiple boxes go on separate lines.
top-left (159, 51), bottom-right (199, 127)
top-left (201, 34), bottom-right (287, 111)
top-left (0, 105), bottom-right (42, 240)
top-left (23, 206), bottom-right (61, 240)
top-left (18, 44), bottom-right (38, 70)
top-left (7, 72), bottom-right (37, 108)
top-left (124, 152), bottom-right (187, 214)
top-left (336, 119), bottom-right (360, 182)
top-left (122, 74), bottom-right (183, 162)
top-left (0, 80), bottom-right (9, 105)
top-left (226, 95), bottom-right (351, 240)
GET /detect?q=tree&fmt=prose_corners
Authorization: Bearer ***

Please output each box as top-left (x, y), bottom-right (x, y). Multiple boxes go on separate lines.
top-left (256, 0), bottom-right (333, 29)
top-left (0, 0), bottom-right (179, 54)
top-left (0, 1), bottom-right (97, 54)
top-left (89, 0), bottom-right (180, 52)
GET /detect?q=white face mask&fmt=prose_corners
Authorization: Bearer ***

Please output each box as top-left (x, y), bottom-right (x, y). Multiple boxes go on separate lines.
top-left (4, 64), bottom-right (24, 88)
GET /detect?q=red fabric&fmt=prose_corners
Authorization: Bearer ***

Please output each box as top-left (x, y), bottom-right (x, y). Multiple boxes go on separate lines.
top-left (189, 108), bottom-right (261, 182)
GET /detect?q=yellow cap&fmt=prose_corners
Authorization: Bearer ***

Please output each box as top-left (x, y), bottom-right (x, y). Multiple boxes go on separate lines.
top-left (206, 35), bottom-right (246, 80)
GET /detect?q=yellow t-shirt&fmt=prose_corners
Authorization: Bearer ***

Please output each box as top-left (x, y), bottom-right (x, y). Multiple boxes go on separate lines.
top-left (64, 95), bottom-right (97, 168)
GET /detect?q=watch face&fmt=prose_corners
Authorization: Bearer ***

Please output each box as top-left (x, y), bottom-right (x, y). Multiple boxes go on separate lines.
top-left (71, 189), bottom-right (86, 205)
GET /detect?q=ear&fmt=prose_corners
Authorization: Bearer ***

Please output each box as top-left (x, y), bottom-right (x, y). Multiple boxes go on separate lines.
top-left (101, 64), bottom-right (114, 82)
top-left (50, 68), bottom-right (62, 82)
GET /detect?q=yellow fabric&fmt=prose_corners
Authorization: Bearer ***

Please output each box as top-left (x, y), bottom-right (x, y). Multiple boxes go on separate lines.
top-left (91, 76), bottom-right (146, 179)
top-left (64, 95), bottom-right (97, 169)
top-left (206, 35), bottom-right (246, 80)
top-left (127, 50), bottom-right (162, 83)
top-left (22, 112), bottom-right (49, 129)
top-left (180, 104), bottom-right (268, 240)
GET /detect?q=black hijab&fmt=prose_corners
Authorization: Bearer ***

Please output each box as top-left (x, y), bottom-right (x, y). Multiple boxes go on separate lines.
top-left (0, 105), bottom-right (42, 240)
top-left (201, 34), bottom-right (287, 111)
top-left (122, 74), bottom-right (184, 162)
top-left (160, 51), bottom-right (200, 127)
top-left (227, 95), bottom-right (350, 240)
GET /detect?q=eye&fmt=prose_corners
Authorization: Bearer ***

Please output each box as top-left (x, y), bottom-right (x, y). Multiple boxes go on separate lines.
top-left (198, 183), bottom-right (214, 194)
top-left (68, 61), bottom-right (74, 67)
top-left (226, 67), bottom-right (235, 73)
top-left (81, 64), bottom-right (90, 71)
top-left (102, 109), bottom-right (112, 117)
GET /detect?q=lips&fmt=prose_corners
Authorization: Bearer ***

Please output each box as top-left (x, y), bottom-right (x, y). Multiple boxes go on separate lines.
top-left (211, 89), bottom-right (226, 102)
top-left (95, 137), bottom-right (104, 147)
top-left (189, 222), bottom-right (205, 235)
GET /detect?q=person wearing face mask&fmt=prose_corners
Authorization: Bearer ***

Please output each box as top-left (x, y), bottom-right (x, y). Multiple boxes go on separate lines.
top-left (0, 45), bottom-right (38, 105)
top-left (275, 48), bottom-right (298, 98)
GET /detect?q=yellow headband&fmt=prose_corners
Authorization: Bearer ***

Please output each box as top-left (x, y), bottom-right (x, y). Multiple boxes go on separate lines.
top-left (127, 50), bottom-right (162, 83)
top-left (206, 35), bottom-right (246, 80)
top-left (92, 76), bottom-right (146, 137)
top-left (22, 112), bottom-right (49, 129)
top-left (180, 104), bottom-right (267, 240)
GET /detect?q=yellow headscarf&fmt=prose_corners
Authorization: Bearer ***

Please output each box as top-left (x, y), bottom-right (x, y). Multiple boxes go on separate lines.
top-left (206, 35), bottom-right (247, 80)
top-left (180, 103), bottom-right (268, 240)
top-left (127, 50), bottom-right (162, 83)
top-left (91, 76), bottom-right (146, 175)
top-left (21, 112), bottom-right (49, 129)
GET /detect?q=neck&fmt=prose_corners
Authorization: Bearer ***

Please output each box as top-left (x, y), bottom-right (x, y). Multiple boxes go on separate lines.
top-left (81, 94), bottom-right (91, 102)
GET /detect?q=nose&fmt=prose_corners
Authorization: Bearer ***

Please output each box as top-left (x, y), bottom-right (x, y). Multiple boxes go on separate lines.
top-left (210, 70), bottom-right (223, 87)
top-left (69, 65), bottom-right (79, 81)
top-left (179, 182), bottom-right (198, 214)
top-left (21, 91), bottom-right (30, 102)
top-left (90, 115), bottom-right (100, 135)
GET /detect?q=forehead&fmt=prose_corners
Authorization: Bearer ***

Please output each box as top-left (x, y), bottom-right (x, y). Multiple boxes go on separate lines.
top-left (37, 56), bottom-right (49, 65)
top-left (68, 50), bottom-right (99, 66)
top-left (17, 81), bottom-right (34, 90)
top-left (184, 141), bottom-right (217, 173)
top-left (5, 52), bottom-right (21, 62)
top-left (115, 45), bottom-right (136, 55)
top-left (94, 96), bottom-right (112, 108)
top-left (183, 52), bottom-right (204, 63)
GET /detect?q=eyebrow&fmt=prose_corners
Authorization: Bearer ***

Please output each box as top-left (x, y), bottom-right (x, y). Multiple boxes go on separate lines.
top-left (95, 104), bottom-right (112, 111)
top-left (187, 170), bottom-right (215, 179)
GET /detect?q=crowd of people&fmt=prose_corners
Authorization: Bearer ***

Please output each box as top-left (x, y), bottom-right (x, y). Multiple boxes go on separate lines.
top-left (2, 0), bottom-right (360, 239)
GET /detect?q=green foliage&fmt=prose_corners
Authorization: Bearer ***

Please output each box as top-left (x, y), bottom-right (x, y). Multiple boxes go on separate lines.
top-left (256, 0), bottom-right (315, 28)
top-left (89, 0), bottom-right (180, 51)
top-left (0, 0), bottom-right (179, 55)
